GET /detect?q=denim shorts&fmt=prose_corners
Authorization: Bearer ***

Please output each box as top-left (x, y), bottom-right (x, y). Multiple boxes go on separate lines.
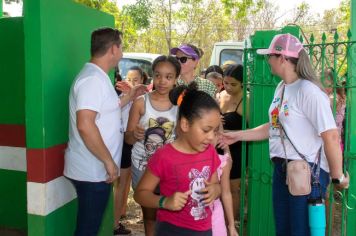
top-left (131, 164), bottom-right (160, 194)
top-left (131, 164), bottom-right (145, 190)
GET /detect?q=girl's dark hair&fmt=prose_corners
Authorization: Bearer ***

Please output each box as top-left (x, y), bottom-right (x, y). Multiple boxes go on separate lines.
top-left (128, 66), bottom-right (148, 84)
top-left (169, 82), bottom-right (220, 123)
top-left (152, 55), bottom-right (181, 78)
top-left (205, 65), bottom-right (223, 78)
top-left (223, 64), bottom-right (243, 83)
top-left (187, 43), bottom-right (204, 59)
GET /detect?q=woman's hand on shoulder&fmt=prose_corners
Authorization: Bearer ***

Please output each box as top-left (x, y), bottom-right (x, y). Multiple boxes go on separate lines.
top-left (218, 131), bottom-right (241, 148)
top-left (164, 190), bottom-right (191, 211)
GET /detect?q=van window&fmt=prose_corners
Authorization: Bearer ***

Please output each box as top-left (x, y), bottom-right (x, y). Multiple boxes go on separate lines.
top-left (119, 58), bottom-right (153, 80)
top-left (219, 49), bottom-right (243, 66)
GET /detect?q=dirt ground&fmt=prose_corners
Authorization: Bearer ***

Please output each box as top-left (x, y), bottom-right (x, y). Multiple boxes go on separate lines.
top-left (123, 189), bottom-right (344, 236)
top-left (121, 189), bottom-right (145, 236)
top-left (0, 190), bottom-right (343, 236)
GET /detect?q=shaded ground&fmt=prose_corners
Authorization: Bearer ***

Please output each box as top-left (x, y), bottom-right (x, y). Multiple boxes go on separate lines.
top-left (123, 189), bottom-right (344, 236)
top-left (0, 190), bottom-right (344, 236)
top-left (121, 189), bottom-right (144, 236)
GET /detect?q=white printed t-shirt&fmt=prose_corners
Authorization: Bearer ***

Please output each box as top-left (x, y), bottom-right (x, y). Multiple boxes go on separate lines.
top-left (268, 79), bottom-right (337, 172)
top-left (64, 63), bottom-right (123, 182)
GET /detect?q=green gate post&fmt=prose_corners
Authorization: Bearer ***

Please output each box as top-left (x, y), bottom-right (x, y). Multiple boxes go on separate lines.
top-left (0, 0), bottom-right (3, 17)
top-left (244, 26), bottom-right (300, 236)
top-left (346, 0), bottom-right (356, 235)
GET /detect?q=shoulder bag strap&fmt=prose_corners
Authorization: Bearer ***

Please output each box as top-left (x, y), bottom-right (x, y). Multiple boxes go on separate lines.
top-left (277, 84), bottom-right (322, 182)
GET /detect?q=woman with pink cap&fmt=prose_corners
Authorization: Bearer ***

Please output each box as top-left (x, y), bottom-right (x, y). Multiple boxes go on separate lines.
top-left (219, 33), bottom-right (349, 235)
top-left (170, 44), bottom-right (216, 98)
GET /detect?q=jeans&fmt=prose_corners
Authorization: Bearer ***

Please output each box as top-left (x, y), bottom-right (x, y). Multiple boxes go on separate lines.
top-left (69, 178), bottom-right (111, 236)
top-left (272, 161), bottom-right (329, 236)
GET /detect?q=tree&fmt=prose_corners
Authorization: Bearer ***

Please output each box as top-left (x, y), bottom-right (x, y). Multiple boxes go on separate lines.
top-left (122, 0), bottom-right (152, 29)
top-left (221, 0), bottom-right (265, 40)
top-left (75, 0), bottom-right (139, 50)
top-left (135, 0), bottom-right (231, 69)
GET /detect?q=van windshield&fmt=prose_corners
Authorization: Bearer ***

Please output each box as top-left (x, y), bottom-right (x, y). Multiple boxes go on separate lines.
top-left (119, 58), bottom-right (153, 80)
top-left (220, 49), bottom-right (243, 66)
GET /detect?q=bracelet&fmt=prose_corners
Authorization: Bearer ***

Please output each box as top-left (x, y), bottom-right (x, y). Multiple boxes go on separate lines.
top-left (158, 196), bottom-right (166, 209)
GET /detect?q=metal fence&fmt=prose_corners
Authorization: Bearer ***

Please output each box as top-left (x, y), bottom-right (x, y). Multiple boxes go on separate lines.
top-left (239, 28), bottom-right (356, 236)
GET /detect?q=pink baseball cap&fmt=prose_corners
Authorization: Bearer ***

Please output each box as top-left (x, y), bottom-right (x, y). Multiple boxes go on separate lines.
top-left (256, 33), bottom-right (304, 58)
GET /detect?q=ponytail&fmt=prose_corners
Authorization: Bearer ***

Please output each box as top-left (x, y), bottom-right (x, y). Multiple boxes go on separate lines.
top-left (169, 82), bottom-right (219, 123)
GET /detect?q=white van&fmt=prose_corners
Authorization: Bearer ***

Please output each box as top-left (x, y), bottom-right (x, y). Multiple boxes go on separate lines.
top-left (209, 41), bottom-right (245, 66)
top-left (118, 53), bottom-right (161, 81)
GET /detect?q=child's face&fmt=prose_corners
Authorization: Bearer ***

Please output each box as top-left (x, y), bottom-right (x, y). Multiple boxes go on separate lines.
top-left (207, 77), bottom-right (223, 93)
top-left (182, 109), bottom-right (220, 153)
top-left (223, 76), bottom-right (241, 95)
top-left (153, 62), bottom-right (177, 95)
top-left (126, 70), bottom-right (143, 86)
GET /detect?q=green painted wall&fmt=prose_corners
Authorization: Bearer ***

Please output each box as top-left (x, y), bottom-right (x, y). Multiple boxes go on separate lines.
top-left (28, 200), bottom-right (77, 236)
top-left (23, 0), bottom-right (115, 235)
top-left (24, 0), bottom-right (114, 149)
top-left (0, 169), bottom-right (27, 230)
top-left (0, 17), bottom-right (25, 125)
top-left (0, 17), bottom-right (27, 232)
top-left (28, 193), bottom-right (113, 236)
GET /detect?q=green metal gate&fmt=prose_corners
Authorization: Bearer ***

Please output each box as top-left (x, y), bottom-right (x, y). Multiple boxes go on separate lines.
top-left (239, 25), bottom-right (356, 236)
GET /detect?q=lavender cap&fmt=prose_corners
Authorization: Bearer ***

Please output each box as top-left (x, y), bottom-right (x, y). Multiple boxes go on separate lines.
top-left (170, 44), bottom-right (199, 60)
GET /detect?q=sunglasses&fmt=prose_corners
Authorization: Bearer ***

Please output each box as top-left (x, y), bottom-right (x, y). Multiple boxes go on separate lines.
top-left (176, 56), bottom-right (194, 64)
top-left (266, 54), bottom-right (281, 59)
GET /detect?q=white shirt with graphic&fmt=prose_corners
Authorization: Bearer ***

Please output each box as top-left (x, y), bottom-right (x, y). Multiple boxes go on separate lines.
top-left (268, 79), bottom-right (336, 172)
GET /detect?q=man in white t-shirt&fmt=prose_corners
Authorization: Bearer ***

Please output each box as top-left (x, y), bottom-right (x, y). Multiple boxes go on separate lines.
top-left (64, 27), bottom-right (145, 236)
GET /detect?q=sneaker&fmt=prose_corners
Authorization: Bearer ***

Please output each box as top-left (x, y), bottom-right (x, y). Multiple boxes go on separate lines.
top-left (114, 223), bottom-right (132, 235)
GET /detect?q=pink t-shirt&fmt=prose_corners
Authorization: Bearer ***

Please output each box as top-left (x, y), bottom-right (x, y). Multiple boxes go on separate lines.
top-left (148, 143), bottom-right (221, 231)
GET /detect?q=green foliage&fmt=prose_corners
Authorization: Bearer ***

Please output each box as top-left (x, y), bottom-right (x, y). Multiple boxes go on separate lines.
top-left (122, 0), bottom-right (152, 29)
top-left (75, 0), bottom-right (352, 70)
top-left (75, 0), bottom-right (139, 50)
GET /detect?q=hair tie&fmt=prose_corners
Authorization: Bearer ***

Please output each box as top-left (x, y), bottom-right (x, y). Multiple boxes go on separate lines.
top-left (177, 90), bottom-right (186, 107)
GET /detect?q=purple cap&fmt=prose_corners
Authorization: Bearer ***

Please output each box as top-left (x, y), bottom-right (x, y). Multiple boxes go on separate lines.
top-left (170, 45), bottom-right (199, 60)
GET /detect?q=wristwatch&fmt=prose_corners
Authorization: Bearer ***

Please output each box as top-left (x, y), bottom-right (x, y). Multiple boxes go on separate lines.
top-left (332, 174), bottom-right (345, 184)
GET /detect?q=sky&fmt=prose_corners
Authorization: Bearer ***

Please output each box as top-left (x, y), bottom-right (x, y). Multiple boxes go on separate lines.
top-left (3, 0), bottom-right (342, 19)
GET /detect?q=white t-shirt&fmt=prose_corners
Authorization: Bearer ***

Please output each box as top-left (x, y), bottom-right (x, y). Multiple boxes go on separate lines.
top-left (268, 79), bottom-right (337, 172)
top-left (131, 93), bottom-right (178, 171)
top-left (64, 63), bottom-right (123, 182)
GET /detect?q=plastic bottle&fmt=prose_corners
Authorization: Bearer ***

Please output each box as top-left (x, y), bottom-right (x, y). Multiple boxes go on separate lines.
top-left (308, 197), bottom-right (326, 236)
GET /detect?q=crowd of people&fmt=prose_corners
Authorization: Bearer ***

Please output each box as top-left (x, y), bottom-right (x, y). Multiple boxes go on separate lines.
top-left (63, 27), bottom-right (349, 236)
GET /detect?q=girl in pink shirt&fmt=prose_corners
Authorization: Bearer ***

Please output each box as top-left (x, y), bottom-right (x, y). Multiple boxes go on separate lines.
top-left (134, 82), bottom-right (221, 236)
top-left (211, 143), bottom-right (239, 236)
